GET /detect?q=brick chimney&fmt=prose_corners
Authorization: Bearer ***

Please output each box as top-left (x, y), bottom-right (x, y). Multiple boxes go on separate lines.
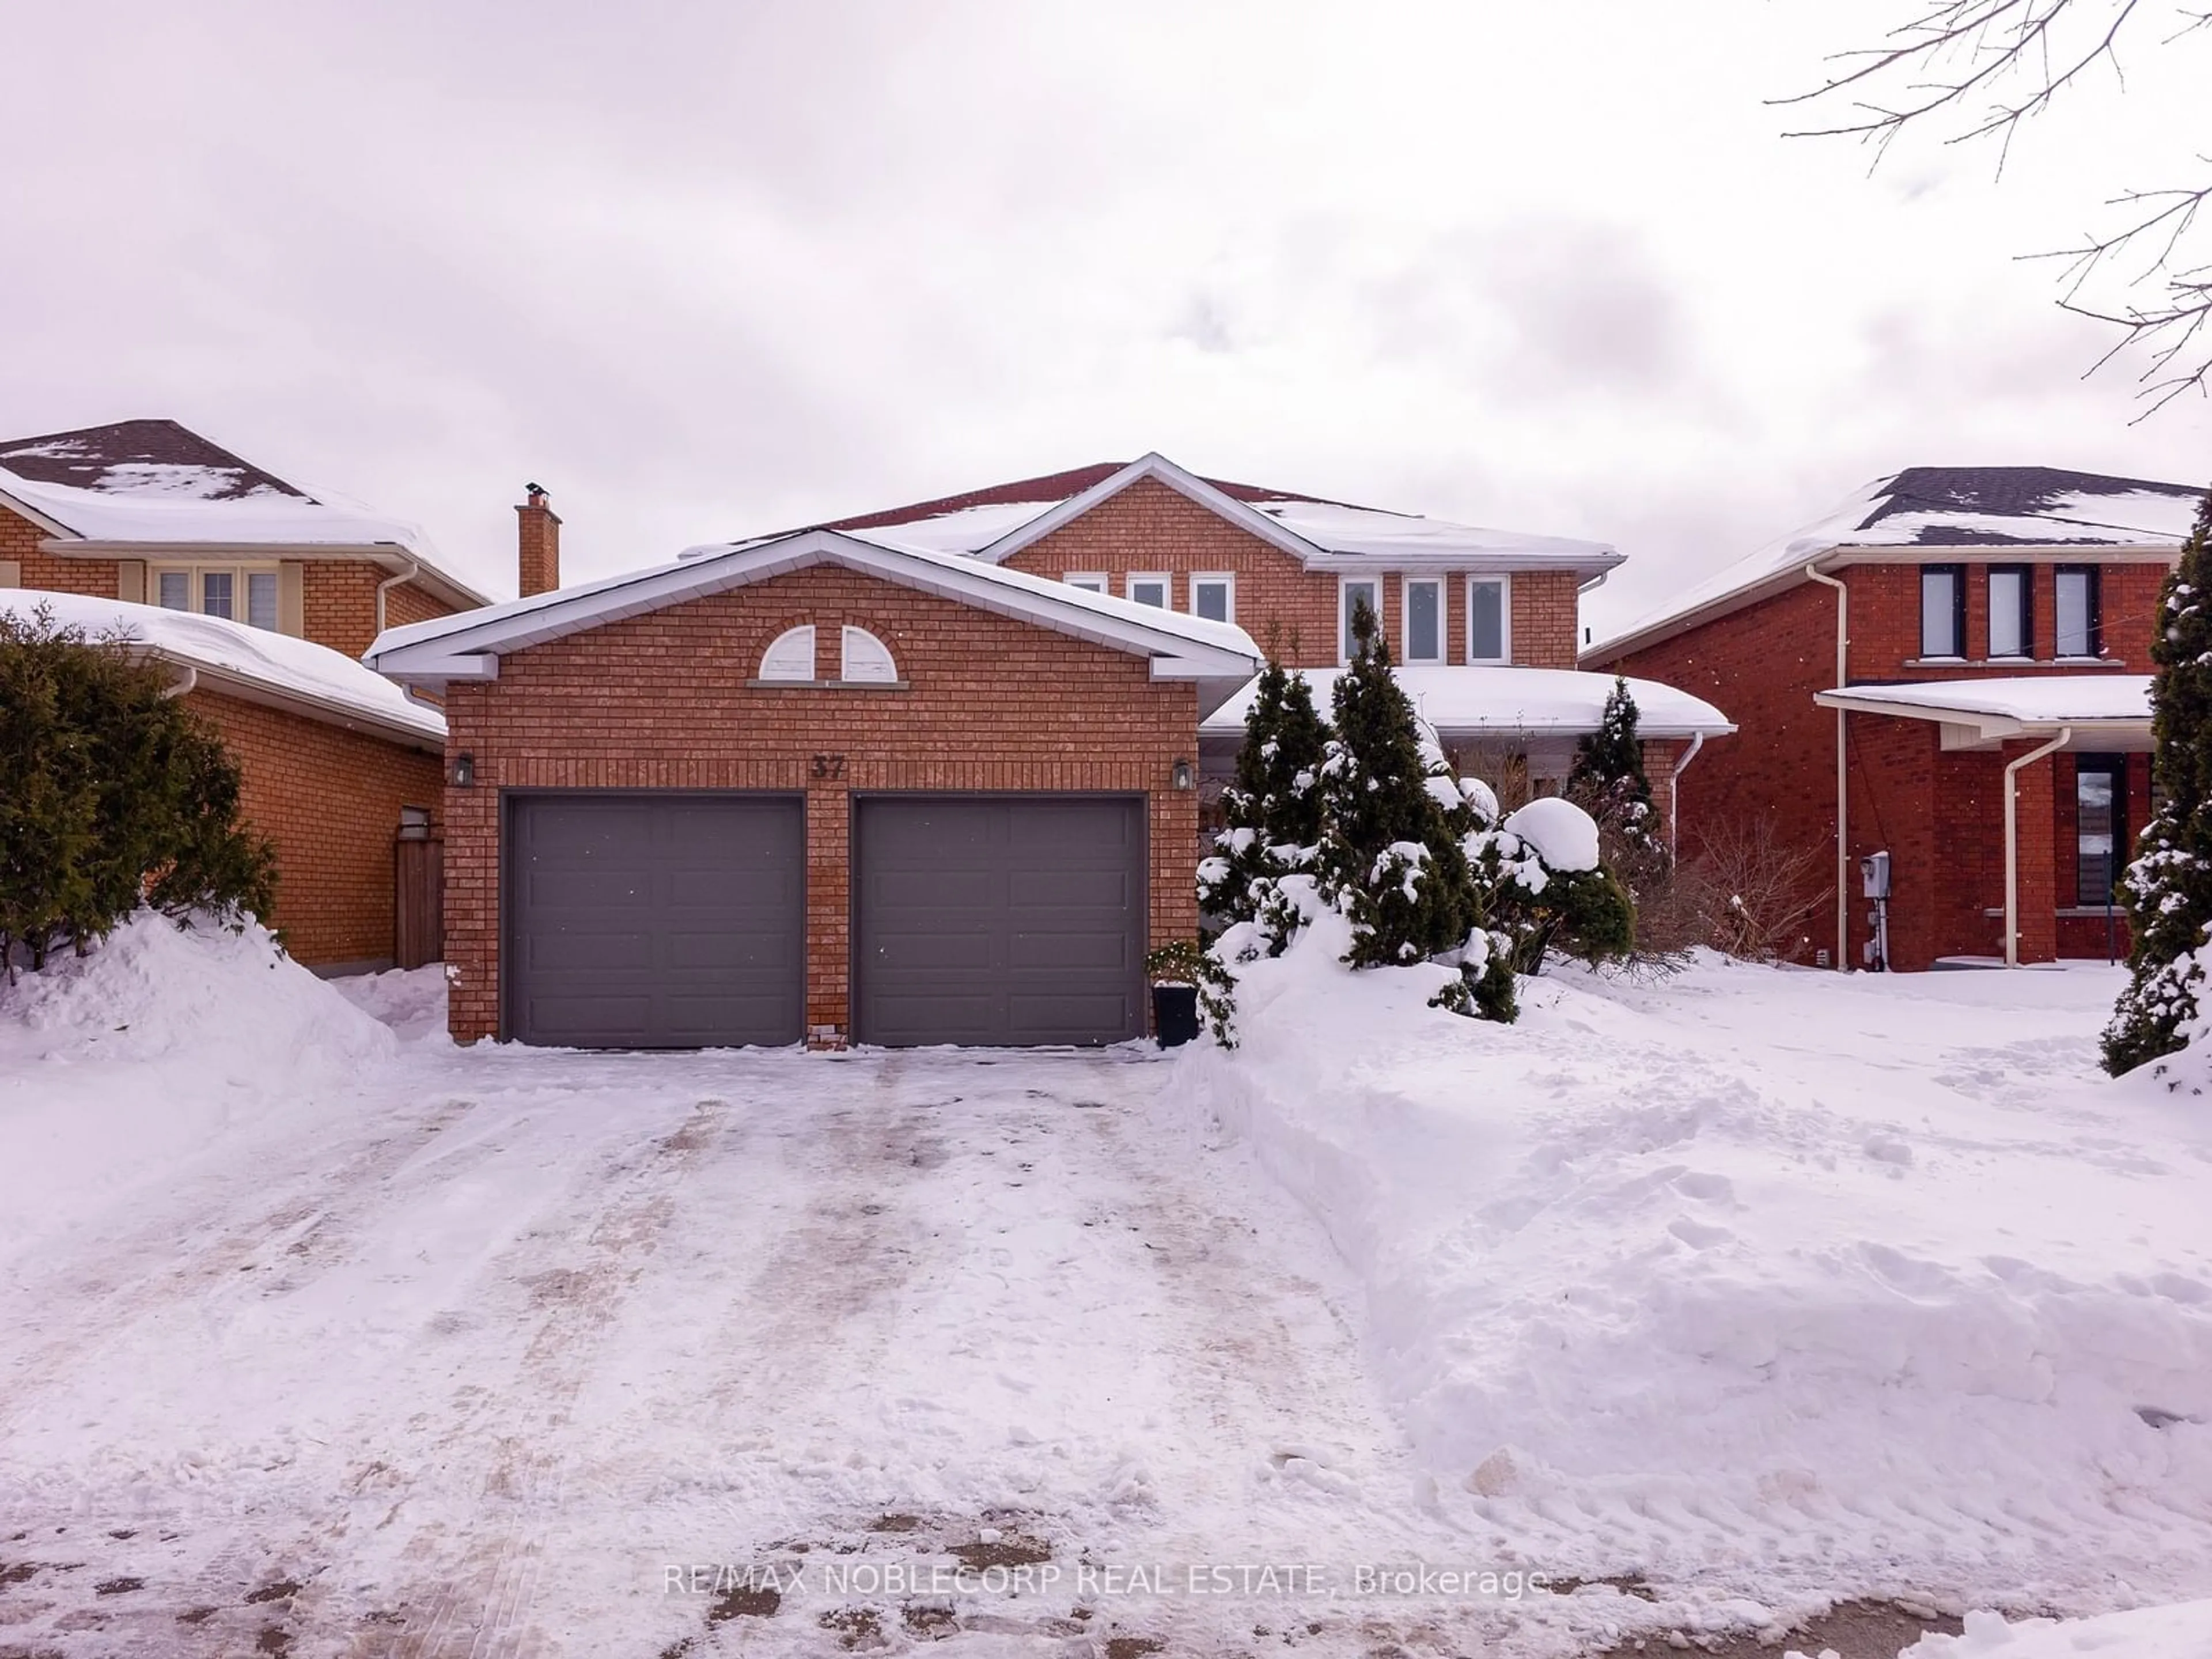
top-left (516, 483), bottom-right (561, 598)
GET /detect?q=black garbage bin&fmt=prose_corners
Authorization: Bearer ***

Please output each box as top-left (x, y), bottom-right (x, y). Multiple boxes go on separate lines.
top-left (1152, 984), bottom-right (1201, 1047)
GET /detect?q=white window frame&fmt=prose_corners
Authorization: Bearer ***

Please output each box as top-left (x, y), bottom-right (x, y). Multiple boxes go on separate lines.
top-left (757, 624), bottom-right (817, 682)
top-left (1465, 574), bottom-right (1511, 664)
top-left (1188, 571), bottom-right (1235, 626)
top-left (1063, 571), bottom-right (1108, 593)
top-left (1339, 575), bottom-right (1381, 664)
top-left (150, 561), bottom-right (283, 631)
top-left (1126, 571), bottom-right (1171, 609)
top-left (839, 624), bottom-right (898, 683)
top-left (1402, 577), bottom-right (1444, 664)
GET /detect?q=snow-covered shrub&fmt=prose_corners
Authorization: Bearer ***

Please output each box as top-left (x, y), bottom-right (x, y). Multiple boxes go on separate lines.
top-left (0, 605), bottom-right (276, 977)
top-left (2107, 482), bottom-right (2212, 1079)
top-left (1310, 603), bottom-right (1480, 975)
top-left (1202, 604), bottom-right (1633, 1024)
top-left (1199, 656), bottom-right (1327, 959)
top-left (1567, 674), bottom-right (1661, 857)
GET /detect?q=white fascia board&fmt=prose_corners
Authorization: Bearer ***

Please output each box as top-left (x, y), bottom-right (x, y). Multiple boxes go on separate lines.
top-left (0, 485), bottom-right (80, 539)
top-left (1297, 547), bottom-right (1625, 576)
top-left (974, 452), bottom-right (1325, 567)
top-left (1585, 562), bottom-right (1825, 666)
top-left (1821, 542), bottom-right (2184, 566)
top-left (368, 529), bottom-right (1262, 686)
top-left (1812, 687), bottom-right (2149, 741)
top-left (168, 658), bottom-right (445, 752)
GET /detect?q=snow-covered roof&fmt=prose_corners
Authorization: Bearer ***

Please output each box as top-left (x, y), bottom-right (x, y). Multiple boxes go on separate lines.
top-left (700, 453), bottom-right (1623, 579)
top-left (0, 588), bottom-right (445, 751)
top-left (1590, 466), bottom-right (2202, 664)
top-left (0, 420), bottom-right (490, 608)
top-left (1199, 665), bottom-right (1734, 741)
top-left (1815, 674), bottom-right (2152, 750)
top-left (369, 527), bottom-right (1266, 716)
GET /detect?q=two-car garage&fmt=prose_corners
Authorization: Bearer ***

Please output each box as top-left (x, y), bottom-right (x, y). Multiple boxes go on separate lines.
top-left (366, 530), bottom-right (1257, 1048)
top-left (503, 793), bottom-right (1147, 1049)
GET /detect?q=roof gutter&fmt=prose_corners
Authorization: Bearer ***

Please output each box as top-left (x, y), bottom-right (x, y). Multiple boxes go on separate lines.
top-left (2005, 728), bottom-right (2072, 968)
top-left (160, 666), bottom-right (196, 700)
top-left (1803, 561), bottom-right (1849, 971)
top-left (376, 560), bottom-right (420, 636)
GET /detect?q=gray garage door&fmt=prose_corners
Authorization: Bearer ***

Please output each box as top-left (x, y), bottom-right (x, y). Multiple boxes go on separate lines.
top-left (854, 796), bottom-right (1146, 1047)
top-left (506, 793), bottom-right (804, 1048)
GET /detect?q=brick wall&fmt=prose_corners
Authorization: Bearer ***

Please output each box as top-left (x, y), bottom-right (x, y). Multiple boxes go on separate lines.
top-left (1839, 560), bottom-right (2165, 679)
top-left (188, 689), bottom-right (444, 969)
top-left (438, 564), bottom-right (1200, 1044)
top-left (999, 477), bottom-right (1582, 669)
top-left (1603, 556), bottom-right (2168, 969)
top-left (301, 562), bottom-right (465, 660)
top-left (1, 505), bottom-right (120, 596)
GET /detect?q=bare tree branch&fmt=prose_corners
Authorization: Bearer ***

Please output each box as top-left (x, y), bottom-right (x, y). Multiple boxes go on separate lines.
top-left (1775, 0), bottom-right (2212, 415)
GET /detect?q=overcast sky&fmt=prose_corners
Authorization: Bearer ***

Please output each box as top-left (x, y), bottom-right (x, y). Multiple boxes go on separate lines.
top-left (5, 1), bottom-right (2206, 639)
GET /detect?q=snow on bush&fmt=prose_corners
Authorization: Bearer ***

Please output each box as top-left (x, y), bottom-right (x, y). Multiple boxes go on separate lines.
top-left (0, 912), bottom-right (396, 1256)
top-left (1, 910), bottom-right (393, 1072)
top-left (1166, 930), bottom-right (2212, 1602)
top-left (1502, 795), bottom-right (1601, 873)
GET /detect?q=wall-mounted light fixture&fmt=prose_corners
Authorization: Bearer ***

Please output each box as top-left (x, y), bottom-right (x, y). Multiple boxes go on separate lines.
top-left (1171, 756), bottom-right (1195, 791)
top-left (451, 752), bottom-right (475, 789)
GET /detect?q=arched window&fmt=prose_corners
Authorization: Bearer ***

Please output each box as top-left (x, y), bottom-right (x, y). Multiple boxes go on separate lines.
top-left (840, 625), bottom-right (897, 684)
top-left (758, 624), bottom-right (815, 681)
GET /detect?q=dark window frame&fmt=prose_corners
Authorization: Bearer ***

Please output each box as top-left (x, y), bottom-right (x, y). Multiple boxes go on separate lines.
top-left (1986, 563), bottom-right (2033, 660)
top-left (1919, 563), bottom-right (1967, 660)
top-left (2074, 753), bottom-right (2128, 907)
top-left (2054, 565), bottom-right (2104, 658)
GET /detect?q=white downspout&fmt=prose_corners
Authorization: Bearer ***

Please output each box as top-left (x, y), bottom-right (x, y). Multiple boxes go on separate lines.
top-left (1804, 563), bottom-right (1849, 969)
top-left (2003, 727), bottom-right (2071, 968)
top-left (1668, 730), bottom-right (1707, 860)
top-left (375, 561), bottom-right (421, 636)
top-left (160, 666), bottom-right (196, 699)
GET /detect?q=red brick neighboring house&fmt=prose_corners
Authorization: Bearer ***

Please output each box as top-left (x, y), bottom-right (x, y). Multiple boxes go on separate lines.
top-left (0, 419), bottom-right (489, 969)
top-left (368, 454), bottom-right (1730, 1048)
top-left (1586, 467), bottom-right (2197, 971)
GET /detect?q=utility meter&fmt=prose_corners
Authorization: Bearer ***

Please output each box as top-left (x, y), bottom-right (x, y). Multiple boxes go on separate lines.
top-left (1861, 850), bottom-right (1891, 900)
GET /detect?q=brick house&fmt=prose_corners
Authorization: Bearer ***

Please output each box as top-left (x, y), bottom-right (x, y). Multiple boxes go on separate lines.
top-left (1586, 467), bottom-right (2197, 971)
top-left (368, 453), bottom-right (1730, 1049)
top-left (0, 419), bottom-right (488, 969)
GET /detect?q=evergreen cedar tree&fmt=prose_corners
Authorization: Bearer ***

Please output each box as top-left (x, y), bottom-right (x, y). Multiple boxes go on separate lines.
top-left (0, 607), bottom-right (275, 975)
top-left (1313, 602), bottom-right (1482, 973)
top-left (1569, 676), bottom-right (1661, 857)
top-left (2105, 484), bottom-right (2212, 1078)
top-left (1199, 656), bottom-right (1328, 942)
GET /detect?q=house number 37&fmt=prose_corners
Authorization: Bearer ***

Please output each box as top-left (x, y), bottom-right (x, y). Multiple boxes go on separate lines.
top-left (810, 753), bottom-right (847, 780)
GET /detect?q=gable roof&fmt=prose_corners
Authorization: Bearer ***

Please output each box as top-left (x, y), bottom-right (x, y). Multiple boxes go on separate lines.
top-left (1587, 465), bottom-right (2203, 665)
top-left (694, 453), bottom-right (1623, 579)
top-left (1, 589), bottom-right (444, 752)
top-left (366, 527), bottom-right (1265, 717)
top-left (0, 418), bottom-right (491, 609)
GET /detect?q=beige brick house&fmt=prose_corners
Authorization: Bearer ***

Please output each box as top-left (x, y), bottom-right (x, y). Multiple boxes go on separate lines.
top-left (368, 454), bottom-right (1731, 1049)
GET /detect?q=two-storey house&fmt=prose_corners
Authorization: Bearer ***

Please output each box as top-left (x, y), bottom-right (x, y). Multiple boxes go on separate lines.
top-left (0, 418), bottom-right (492, 970)
top-left (1586, 466), bottom-right (2200, 971)
top-left (366, 453), bottom-right (1730, 1050)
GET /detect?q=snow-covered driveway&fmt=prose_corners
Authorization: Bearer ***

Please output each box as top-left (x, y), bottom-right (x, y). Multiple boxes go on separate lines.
top-left (0, 979), bottom-right (1475, 1657)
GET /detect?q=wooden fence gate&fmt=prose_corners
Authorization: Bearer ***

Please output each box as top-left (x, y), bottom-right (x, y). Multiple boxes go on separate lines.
top-left (395, 824), bottom-right (444, 970)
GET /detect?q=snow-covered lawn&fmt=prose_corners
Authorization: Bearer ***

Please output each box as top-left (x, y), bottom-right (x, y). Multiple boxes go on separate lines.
top-left (1, 919), bottom-right (2208, 1657)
